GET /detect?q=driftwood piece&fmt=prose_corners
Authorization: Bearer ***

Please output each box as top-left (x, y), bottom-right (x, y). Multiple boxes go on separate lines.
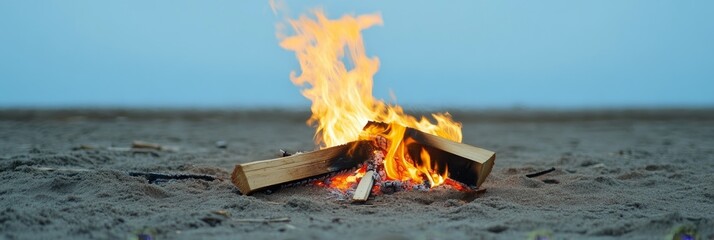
top-left (231, 141), bottom-right (373, 195)
top-left (132, 140), bottom-right (179, 152)
top-left (352, 171), bottom-right (375, 202)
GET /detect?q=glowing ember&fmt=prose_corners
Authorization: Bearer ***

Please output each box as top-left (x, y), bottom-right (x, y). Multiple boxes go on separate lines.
top-left (279, 10), bottom-right (464, 191)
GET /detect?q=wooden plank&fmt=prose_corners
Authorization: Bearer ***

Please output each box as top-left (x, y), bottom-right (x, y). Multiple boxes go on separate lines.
top-left (352, 171), bottom-right (375, 202)
top-left (231, 141), bottom-right (372, 195)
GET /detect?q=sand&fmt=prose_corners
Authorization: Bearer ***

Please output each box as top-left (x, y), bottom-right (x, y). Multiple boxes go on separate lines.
top-left (0, 109), bottom-right (712, 239)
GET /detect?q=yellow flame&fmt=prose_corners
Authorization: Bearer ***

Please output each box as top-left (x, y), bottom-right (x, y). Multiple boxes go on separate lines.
top-left (419, 147), bottom-right (447, 186)
top-left (279, 10), bottom-right (462, 188)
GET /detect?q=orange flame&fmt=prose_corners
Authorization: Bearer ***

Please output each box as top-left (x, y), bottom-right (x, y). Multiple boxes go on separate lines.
top-left (279, 10), bottom-right (462, 189)
top-left (358, 124), bottom-right (449, 188)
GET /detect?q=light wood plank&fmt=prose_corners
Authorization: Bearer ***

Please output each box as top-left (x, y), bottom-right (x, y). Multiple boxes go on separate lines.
top-left (352, 171), bottom-right (375, 202)
top-left (231, 141), bottom-right (371, 195)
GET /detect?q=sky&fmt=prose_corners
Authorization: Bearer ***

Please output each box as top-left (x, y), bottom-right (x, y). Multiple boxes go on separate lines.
top-left (1, 1), bottom-right (713, 109)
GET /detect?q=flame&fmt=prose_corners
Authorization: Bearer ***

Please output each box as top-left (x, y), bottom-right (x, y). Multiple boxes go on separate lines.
top-left (358, 124), bottom-right (449, 188)
top-left (280, 10), bottom-right (462, 189)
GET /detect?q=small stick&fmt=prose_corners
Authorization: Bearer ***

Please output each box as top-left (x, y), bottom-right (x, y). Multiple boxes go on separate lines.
top-left (526, 167), bottom-right (556, 178)
top-left (132, 141), bottom-right (162, 150)
top-left (127, 172), bottom-right (217, 183)
top-left (28, 166), bottom-right (217, 183)
top-left (234, 217), bottom-right (290, 223)
top-left (106, 147), bottom-right (133, 151)
top-left (352, 203), bottom-right (387, 207)
top-left (352, 171), bottom-right (375, 202)
top-left (31, 167), bottom-right (92, 172)
top-left (132, 140), bottom-right (180, 152)
top-left (211, 210), bottom-right (231, 218)
top-left (105, 147), bottom-right (160, 157)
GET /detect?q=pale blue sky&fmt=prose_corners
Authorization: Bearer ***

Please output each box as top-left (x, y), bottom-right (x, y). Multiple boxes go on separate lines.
top-left (1, 1), bottom-right (712, 108)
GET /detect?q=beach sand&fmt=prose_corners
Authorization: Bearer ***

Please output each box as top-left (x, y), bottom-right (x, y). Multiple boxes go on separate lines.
top-left (1, 109), bottom-right (712, 239)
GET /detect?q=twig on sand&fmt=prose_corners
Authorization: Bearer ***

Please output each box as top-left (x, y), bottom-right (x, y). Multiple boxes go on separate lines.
top-left (234, 217), bottom-right (290, 223)
top-left (351, 203), bottom-right (387, 207)
top-left (104, 147), bottom-right (162, 157)
top-left (74, 145), bottom-right (161, 156)
top-left (211, 210), bottom-right (231, 218)
top-left (525, 167), bottom-right (556, 178)
top-left (31, 167), bottom-right (93, 172)
top-left (74, 141), bottom-right (178, 155)
top-left (127, 172), bottom-right (217, 183)
top-left (28, 166), bottom-right (218, 183)
top-left (132, 140), bottom-right (180, 152)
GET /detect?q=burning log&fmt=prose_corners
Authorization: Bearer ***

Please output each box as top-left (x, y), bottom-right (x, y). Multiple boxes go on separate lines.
top-left (404, 128), bottom-right (495, 188)
top-left (366, 121), bottom-right (496, 189)
top-left (231, 141), bottom-right (374, 195)
top-left (231, 122), bottom-right (496, 195)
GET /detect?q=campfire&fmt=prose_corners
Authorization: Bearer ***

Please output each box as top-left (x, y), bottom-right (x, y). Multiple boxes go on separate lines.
top-left (231, 10), bottom-right (495, 201)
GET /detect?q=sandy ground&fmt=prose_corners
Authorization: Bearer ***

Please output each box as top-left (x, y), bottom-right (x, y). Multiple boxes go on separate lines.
top-left (0, 109), bottom-right (712, 240)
